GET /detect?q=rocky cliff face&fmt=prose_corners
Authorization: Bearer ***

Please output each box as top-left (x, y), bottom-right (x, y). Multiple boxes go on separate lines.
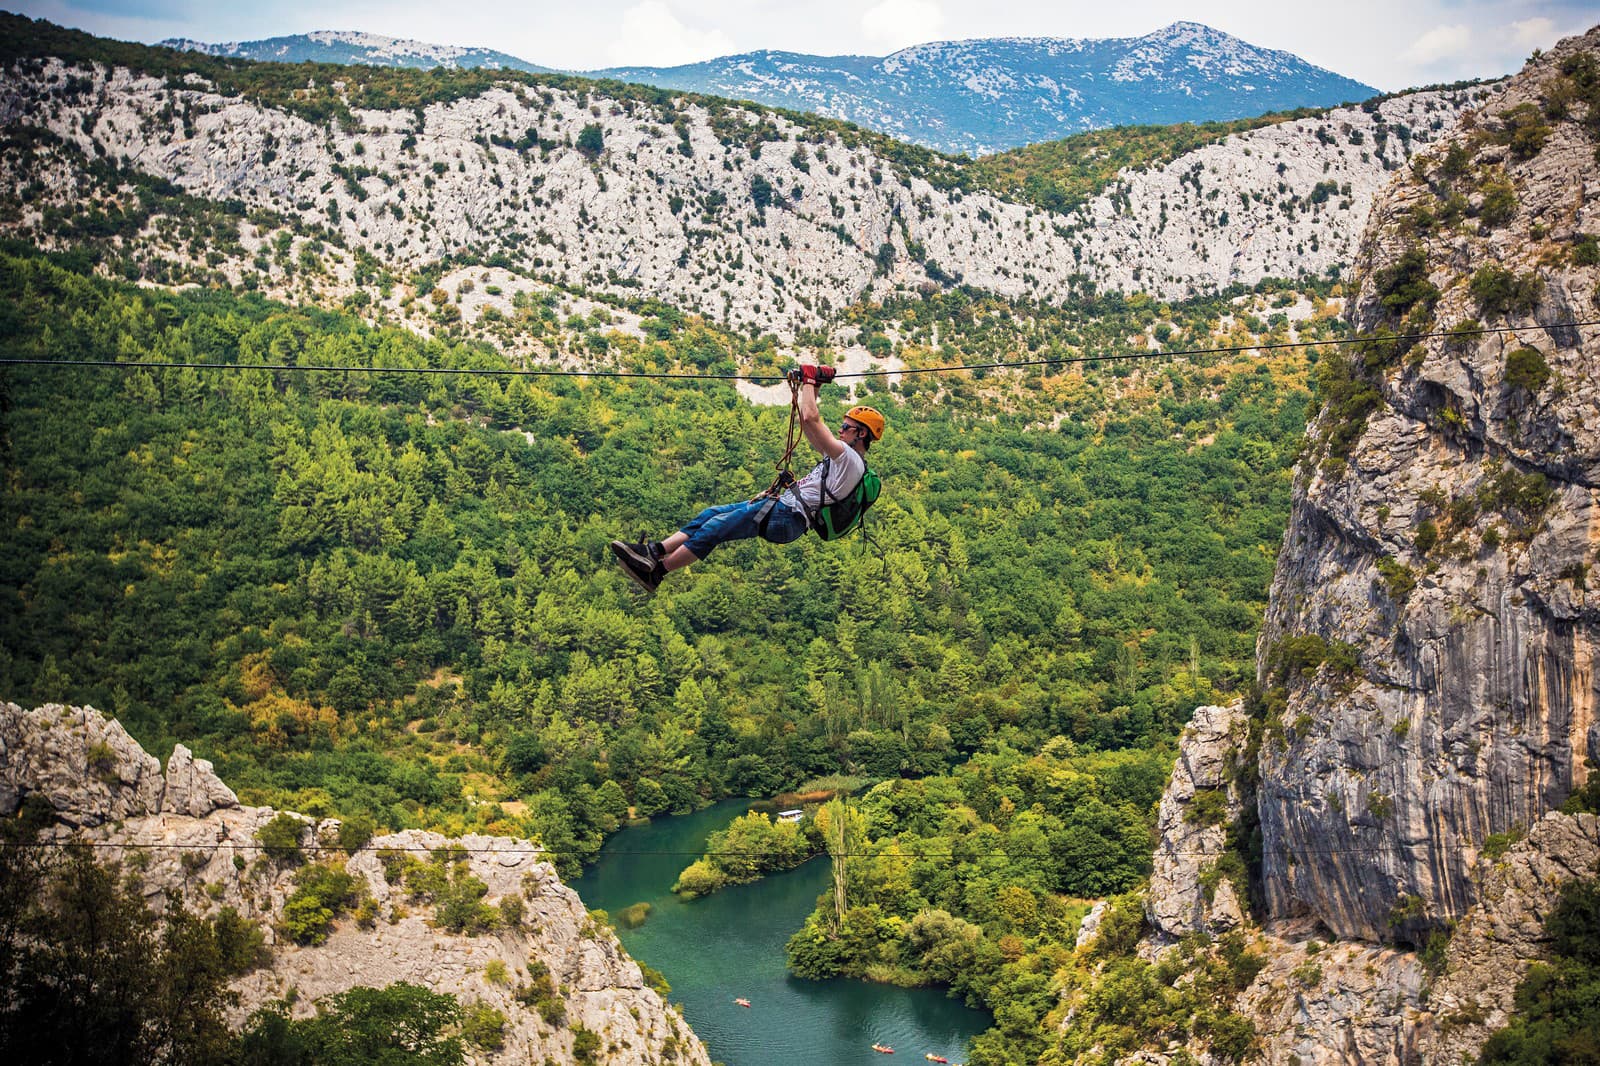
top-left (1139, 711), bottom-right (1600, 1064)
top-left (1256, 23), bottom-right (1600, 946)
top-left (1121, 26), bottom-right (1600, 1063)
top-left (0, 702), bottom-right (709, 1066)
top-left (1145, 703), bottom-right (1249, 942)
top-left (0, 51), bottom-right (1477, 335)
top-left (1060, 88), bottom-right (1492, 301)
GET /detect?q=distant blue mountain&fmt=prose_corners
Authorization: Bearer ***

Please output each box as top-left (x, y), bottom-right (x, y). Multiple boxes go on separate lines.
top-left (162, 29), bottom-right (552, 75)
top-left (593, 23), bottom-right (1379, 155)
top-left (164, 22), bottom-right (1377, 156)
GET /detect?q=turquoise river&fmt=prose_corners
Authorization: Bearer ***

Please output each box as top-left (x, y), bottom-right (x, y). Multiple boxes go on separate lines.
top-left (569, 799), bottom-right (992, 1066)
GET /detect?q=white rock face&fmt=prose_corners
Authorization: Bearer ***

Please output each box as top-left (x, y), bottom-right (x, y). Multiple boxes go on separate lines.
top-left (0, 58), bottom-right (1481, 337)
top-left (162, 743), bottom-right (239, 817)
top-left (0, 702), bottom-right (710, 1066)
top-left (1059, 88), bottom-right (1497, 298)
top-left (0, 702), bottom-right (165, 824)
top-left (1256, 26), bottom-right (1600, 943)
top-left (1145, 702), bottom-right (1248, 940)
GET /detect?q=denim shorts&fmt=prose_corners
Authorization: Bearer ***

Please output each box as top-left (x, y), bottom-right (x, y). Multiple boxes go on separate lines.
top-left (681, 498), bottom-right (808, 559)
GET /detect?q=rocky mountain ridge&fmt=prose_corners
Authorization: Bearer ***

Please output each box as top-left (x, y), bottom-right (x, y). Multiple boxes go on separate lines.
top-left (163, 30), bottom-right (553, 75)
top-left (0, 41), bottom-right (1481, 337)
top-left (593, 22), bottom-right (1379, 155)
top-left (0, 701), bottom-right (709, 1066)
top-left (164, 22), bottom-right (1376, 155)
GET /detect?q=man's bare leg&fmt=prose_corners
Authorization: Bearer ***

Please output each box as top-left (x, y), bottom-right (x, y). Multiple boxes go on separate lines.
top-left (661, 544), bottom-right (697, 572)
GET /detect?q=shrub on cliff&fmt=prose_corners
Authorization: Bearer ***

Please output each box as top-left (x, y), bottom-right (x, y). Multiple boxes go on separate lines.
top-left (240, 982), bottom-right (464, 1065)
top-left (279, 862), bottom-right (364, 945)
top-left (0, 849), bottom-right (251, 1065)
top-left (1469, 264), bottom-right (1543, 318)
top-left (256, 813), bottom-right (308, 865)
top-left (1373, 247), bottom-right (1439, 317)
top-left (1479, 878), bottom-right (1600, 1064)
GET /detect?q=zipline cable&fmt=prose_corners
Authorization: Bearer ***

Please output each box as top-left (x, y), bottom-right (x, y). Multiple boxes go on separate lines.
top-left (0, 319), bottom-right (1592, 382)
top-left (859, 318), bottom-right (1600, 379)
top-left (0, 837), bottom-right (1463, 861)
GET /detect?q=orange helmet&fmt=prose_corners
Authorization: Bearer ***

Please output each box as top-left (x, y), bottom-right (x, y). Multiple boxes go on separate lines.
top-left (845, 405), bottom-right (885, 441)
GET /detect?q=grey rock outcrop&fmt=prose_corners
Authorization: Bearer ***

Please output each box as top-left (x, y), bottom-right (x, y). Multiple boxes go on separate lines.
top-left (1146, 703), bottom-right (1248, 940)
top-left (0, 702), bottom-right (165, 824)
top-left (1074, 898), bottom-right (1110, 950)
top-left (162, 743), bottom-right (239, 817)
top-left (1422, 810), bottom-right (1600, 1062)
top-left (1256, 24), bottom-right (1600, 943)
top-left (0, 702), bottom-right (710, 1066)
top-left (1135, 713), bottom-right (1600, 1063)
top-left (1238, 936), bottom-right (1428, 1065)
top-left (1236, 810), bottom-right (1600, 1064)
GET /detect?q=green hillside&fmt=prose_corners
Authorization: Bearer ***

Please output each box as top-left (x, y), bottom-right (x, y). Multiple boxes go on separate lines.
top-left (0, 246), bottom-right (1320, 835)
top-left (0, 241), bottom-right (1332, 1061)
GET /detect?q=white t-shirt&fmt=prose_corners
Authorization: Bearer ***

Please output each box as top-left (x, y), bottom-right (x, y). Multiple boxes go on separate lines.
top-left (781, 445), bottom-right (865, 524)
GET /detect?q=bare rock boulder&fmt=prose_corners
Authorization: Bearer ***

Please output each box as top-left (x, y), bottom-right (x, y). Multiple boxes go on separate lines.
top-left (1146, 702), bottom-right (1249, 940)
top-left (162, 743), bottom-right (238, 817)
top-left (0, 702), bottom-right (164, 824)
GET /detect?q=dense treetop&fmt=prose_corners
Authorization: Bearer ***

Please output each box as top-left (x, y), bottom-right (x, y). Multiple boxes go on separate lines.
top-left (0, 247), bottom-right (1317, 882)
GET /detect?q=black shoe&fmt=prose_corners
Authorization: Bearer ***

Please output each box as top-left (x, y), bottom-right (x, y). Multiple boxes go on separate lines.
top-left (612, 536), bottom-right (661, 571)
top-left (611, 540), bottom-right (664, 593)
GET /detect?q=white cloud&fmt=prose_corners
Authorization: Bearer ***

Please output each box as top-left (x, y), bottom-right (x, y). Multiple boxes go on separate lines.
top-left (605, 1), bottom-right (736, 67)
top-left (1399, 23), bottom-right (1472, 67)
top-left (861, 0), bottom-right (946, 52)
top-left (1509, 16), bottom-right (1556, 49)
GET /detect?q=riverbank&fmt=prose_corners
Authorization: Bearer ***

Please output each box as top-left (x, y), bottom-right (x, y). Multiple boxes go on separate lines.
top-left (570, 800), bottom-right (991, 1066)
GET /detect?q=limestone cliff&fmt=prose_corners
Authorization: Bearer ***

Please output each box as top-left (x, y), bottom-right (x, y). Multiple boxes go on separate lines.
top-left (1127, 26), bottom-right (1600, 1064)
top-left (0, 702), bottom-right (710, 1066)
top-left (1145, 703), bottom-right (1249, 943)
top-left (0, 48), bottom-right (1479, 335)
top-left (1142, 708), bottom-right (1600, 1064)
top-left (1258, 23), bottom-right (1600, 946)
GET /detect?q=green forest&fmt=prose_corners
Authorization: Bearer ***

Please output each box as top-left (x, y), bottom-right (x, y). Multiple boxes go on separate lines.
top-left (0, 245), bottom-right (1314, 851)
top-left (0, 240), bottom-right (1319, 1061)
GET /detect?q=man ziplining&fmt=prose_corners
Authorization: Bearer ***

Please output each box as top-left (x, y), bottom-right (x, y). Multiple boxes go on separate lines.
top-left (610, 364), bottom-right (884, 593)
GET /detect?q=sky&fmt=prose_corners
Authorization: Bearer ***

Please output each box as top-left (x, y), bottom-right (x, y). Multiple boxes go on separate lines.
top-left (11, 0), bottom-right (1599, 91)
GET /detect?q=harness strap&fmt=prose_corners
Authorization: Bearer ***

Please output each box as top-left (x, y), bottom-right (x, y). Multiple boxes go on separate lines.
top-left (761, 379), bottom-right (804, 499)
top-left (752, 495), bottom-right (782, 537)
top-left (806, 454), bottom-right (834, 529)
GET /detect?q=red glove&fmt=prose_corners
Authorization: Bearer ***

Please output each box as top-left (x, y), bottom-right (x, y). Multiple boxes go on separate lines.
top-left (787, 365), bottom-right (836, 386)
